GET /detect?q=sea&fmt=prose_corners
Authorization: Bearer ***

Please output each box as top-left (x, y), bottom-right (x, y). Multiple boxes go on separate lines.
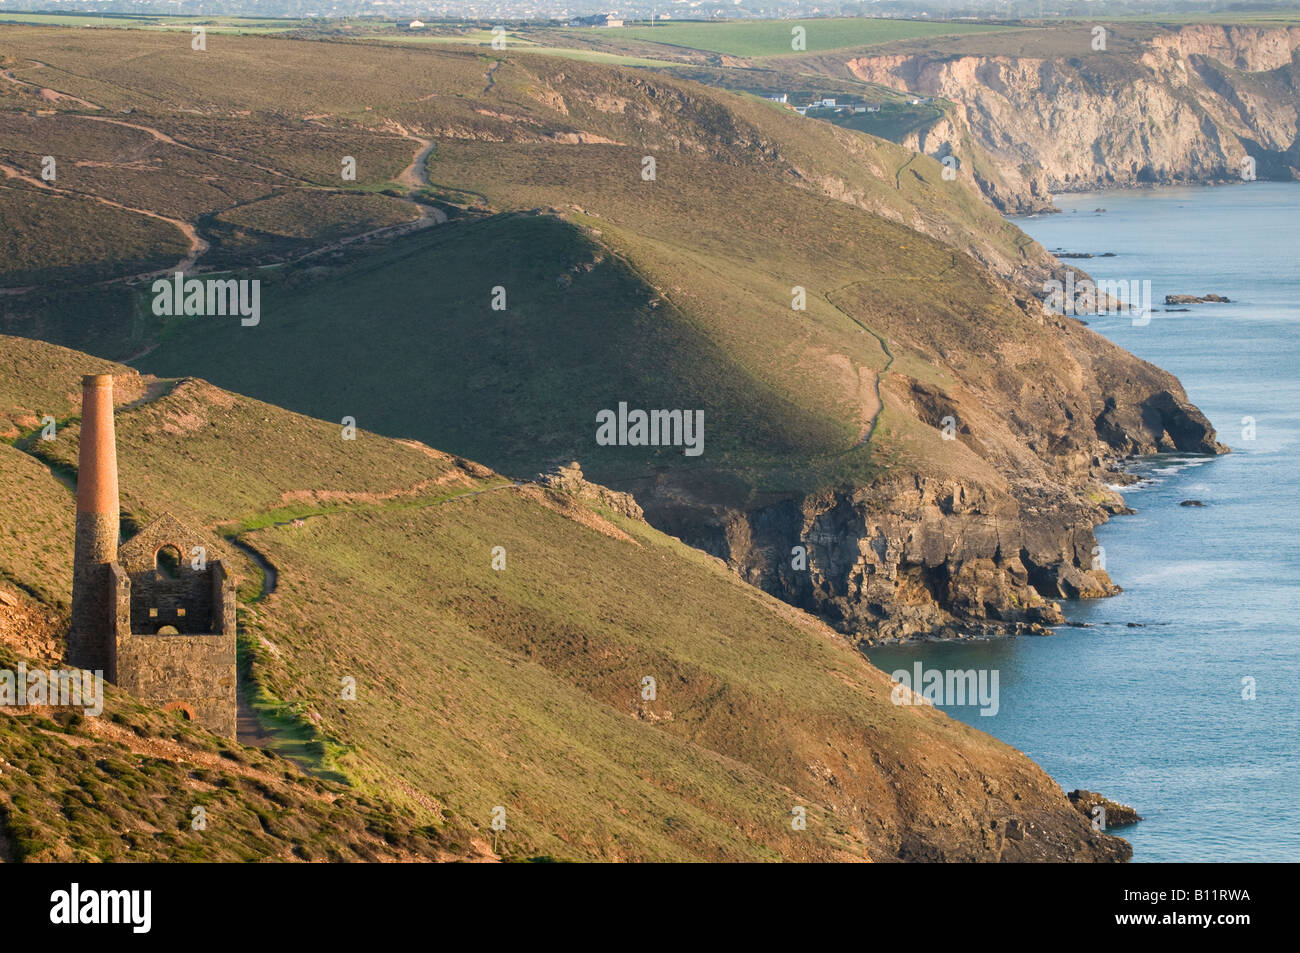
top-left (868, 183), bottom-right (1300, 862)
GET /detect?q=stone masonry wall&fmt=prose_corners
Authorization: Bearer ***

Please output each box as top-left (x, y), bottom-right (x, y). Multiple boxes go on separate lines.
top-left (115, 631), bottom-right (237, 738)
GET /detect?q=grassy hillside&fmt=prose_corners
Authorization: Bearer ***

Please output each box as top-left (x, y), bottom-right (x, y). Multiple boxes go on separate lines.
top-left (0, 27), bottom-right (1061, 504)
top-left (0, 339), bottom-right (127, 607)
top-left (0, 656), bottom-right (483, 862)
top-left (0, 33), bottom-right (435, 287)
top-left (0, 184), bottom-right (189, 288)
top-left (1, 26), bottom-right (1219, 647)
top-left (0, 28), bottom-right (1054, 291)
top-left (132, 211), bottom-right (882, 497)
top-left (0, 444), bottom-right (75, 608)
top-left (0, 335), bottom-right (1127, 861)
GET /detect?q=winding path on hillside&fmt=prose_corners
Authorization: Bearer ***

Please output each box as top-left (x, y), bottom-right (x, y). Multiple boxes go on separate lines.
top-left (211, 123), bottom-right (448, 276)
top-left (393, 124), bottom-right (437, 193)
top-left (72, 114), bottom-right (318, 184)
top-left (822, 288), bottom-right (894, 445)
top-left (2, 75), bottom-right (449, 288)
top-left (827, 251), bottom-right (965, 446)
top-left (391, 122), bottom-right (448, 222)
top-left (0, 160), bottom-right (207, 276)
top-left (0, 60), bottom-right (101, 110)
top-left (226, 479), bottom-right (523, 747)
top-left (894, 153), bottom-right (920, 190)
top-left (228, 480), bottom-right (525, 603)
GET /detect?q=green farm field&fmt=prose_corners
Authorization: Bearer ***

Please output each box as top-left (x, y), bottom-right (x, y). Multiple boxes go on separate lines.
top-left (615, 17), bottom-right (1015, 58)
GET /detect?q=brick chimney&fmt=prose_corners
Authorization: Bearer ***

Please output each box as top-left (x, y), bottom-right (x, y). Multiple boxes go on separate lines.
top-left (68, 373), bottom-right (120, 678)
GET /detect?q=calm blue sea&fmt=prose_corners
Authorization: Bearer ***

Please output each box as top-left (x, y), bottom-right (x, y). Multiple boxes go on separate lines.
top-left (869, 183), bottom-right (1300, 862)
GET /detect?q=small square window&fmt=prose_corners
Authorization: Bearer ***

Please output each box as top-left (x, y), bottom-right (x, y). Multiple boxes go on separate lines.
top-left (148, 608), bottom-right (158, 618)
top-left (177, 608), bottom-right (186, 617)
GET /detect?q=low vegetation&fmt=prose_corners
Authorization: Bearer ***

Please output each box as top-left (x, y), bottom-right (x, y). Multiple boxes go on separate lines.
top-left (0, 336), bottom-right (1126, 860)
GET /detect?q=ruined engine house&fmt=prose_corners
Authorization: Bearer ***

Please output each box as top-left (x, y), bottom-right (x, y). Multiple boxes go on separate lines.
top-left (66, 374), bottom-right (237, 737)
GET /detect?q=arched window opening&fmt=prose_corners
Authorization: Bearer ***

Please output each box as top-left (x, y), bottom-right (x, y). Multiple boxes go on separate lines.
top-left (162, 701), bottom-right (194, 721)
top-left (155, 545), bottom-right (182, 579)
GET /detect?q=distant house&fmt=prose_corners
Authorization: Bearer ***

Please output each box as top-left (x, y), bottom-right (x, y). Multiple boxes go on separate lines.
top-left (570, 13), bottom-right (624, 27)
top-left (820, 97), bottom-right (837, 107)
top-left (854, 106), bottom-right (866, 113)
top-left (408, 20), bottom-right (425, 29)
top-left (768, 93), bottom-right (788, 104)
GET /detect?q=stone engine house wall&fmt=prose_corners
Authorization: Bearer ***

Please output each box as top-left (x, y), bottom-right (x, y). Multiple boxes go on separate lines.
top-left (114, 630), bottom-right (236, 738)
top-left (111, 514), bottom-right (237, 738)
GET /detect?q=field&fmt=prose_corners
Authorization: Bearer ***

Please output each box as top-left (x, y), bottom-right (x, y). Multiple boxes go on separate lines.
top-left (377, 34), bottom-right (675, 67)
top-left (615, 17), bottom-right (1014, 58)
top-left (806, 20), bottom-right (1166, 59)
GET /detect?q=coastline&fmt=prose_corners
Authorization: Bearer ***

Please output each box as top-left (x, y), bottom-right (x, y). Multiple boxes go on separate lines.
top-left (869, 182), bottom-right (1300, 861)
top-left (1011, 178), bottom-right (1287, 222)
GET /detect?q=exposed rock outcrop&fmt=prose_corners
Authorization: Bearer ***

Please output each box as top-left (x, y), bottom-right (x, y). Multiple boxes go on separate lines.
top-left (1166, 293), bottom-right (1230, 304)
top-left (848, 25), bottom-right (1300, 212)
top-left (633, 276), bottom-right (1226, 644)
top-left (643, 469), bottom-right (1128, 644)
top-left (537, 461), bottom-right (644, 520)
top-left (1068, 789), bottom-right (1143, 828)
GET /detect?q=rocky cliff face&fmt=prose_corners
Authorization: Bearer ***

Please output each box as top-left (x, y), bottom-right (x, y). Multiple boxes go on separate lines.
top-left (635, 285), bottom-right (1226, 644)
top-left (848, 25), bottom-right (1300, 211)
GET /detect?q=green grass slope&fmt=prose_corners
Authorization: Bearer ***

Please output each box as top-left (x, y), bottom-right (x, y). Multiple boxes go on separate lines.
top-left (0, 335), bottom-right (1126, 861)
top-left (0, 29), bottom-right (1068, 507)
top-left (100, 42), bottom-right (1061, 501)
top-left (133, 212), bottom-right (878, 497)
top-left (0, 644), bottom-right (481, 862)
top-left (543, 18), bottom-right (1014, 61)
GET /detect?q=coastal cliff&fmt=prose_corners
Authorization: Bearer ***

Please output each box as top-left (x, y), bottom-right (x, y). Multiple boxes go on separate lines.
top-left (636, 285), bottom-right (1226, 644)
top-left (0, 27), bottom-right (1227, 650)
top-left (848, 25), bottom-right (1300, 212)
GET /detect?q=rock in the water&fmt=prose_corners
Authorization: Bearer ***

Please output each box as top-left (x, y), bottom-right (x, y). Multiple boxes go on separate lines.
top-left (1179, 499), bottom-right (1206, 507)
top-left (1067, 789), bottom-right (1142, 828)
top-left (1165, 294), bottom-right (1231, 304)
